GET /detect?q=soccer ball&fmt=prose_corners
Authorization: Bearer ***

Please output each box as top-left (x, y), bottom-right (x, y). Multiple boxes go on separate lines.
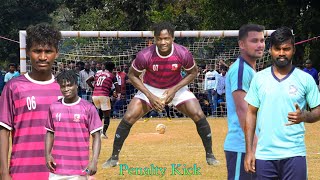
top-left (156, 124), bottom-right (166, 134)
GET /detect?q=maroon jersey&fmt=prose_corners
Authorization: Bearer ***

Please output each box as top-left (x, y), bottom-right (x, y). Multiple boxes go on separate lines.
top-left (0, 74), bottom-right (62, 180)
top-left (116, 71), bottom-right (126, 95)
top-left (92, 70), bottom-right (117, 96)
top-left (132, 43), bottom-right (195, 89)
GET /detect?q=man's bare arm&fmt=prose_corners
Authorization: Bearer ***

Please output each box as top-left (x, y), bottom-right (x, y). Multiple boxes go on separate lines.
top-left (86, 76), bottom-right (95, 90)
top-left (287, 104), bottom-right (320, 125)
top-left (232, 90), bottom-right (248, 130)
top-left (244, 104), bottom-right (258, 173)
top-left (128, 67), bottom-right (163, 111)
top-left (171, 65), bottom-right (198, 93)
top-left (0, 127), bottom-right (10, 177)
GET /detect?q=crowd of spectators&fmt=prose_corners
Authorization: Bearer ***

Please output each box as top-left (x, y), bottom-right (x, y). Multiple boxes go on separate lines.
top-left (2, 59), bottom-right (318, 119)
top-left (52, 60), bottom-right (134, 119)
top-left (0, 60), bottom-right (228, 118)
top-left (194, 59), bottom-right (228, 117)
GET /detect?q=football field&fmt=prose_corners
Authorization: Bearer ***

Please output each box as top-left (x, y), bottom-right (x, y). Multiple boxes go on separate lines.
top-left (94, 118), bottom-right (320, 180)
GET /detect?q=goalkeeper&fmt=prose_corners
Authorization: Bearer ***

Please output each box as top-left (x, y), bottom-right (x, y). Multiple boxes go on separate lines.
top-left (102, 21), bottom-right (219, 168)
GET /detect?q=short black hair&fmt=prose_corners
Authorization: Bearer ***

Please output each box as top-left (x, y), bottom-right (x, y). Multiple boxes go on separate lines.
top-left (152, 22), bottom-right (175, 37)
top-left (26, 23), bottom-right (62, 52)
top-left (238, 24), bottom-right (265, 40)
top-left (104, 61), bottom-right (115, 72)
top-left (220, 65), bottom-right (228, 71)
top-left (56, 70), bottom-right (78, 86)
top-left (8, 63), bottom-right (17, 68)
top-left (270, 27), bottom-right (295, 47)
top-left (68, 60), bottom-right (75, 64)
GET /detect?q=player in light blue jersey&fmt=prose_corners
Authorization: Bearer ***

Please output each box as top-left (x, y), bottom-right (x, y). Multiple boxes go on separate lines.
top-left (224, 24), bottom-right (265, 180)
top-left (244, 27), bottom-right (320, 179)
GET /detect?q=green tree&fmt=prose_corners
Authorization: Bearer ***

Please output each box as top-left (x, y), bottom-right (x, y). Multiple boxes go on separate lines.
top-left (61, 0), bottom-right (203, 31)
top-left (199, 0), bottom-right (320, 68)
top-left (148, 0), bottom-right (202, 30)
top-left (62, 0), bottom-right (152, 30)
top-left (0, 0), bottom-right (60, 63)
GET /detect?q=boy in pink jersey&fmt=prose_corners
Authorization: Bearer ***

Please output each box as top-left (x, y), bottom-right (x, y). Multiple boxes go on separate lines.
top-left (0, 23), bottom-right (62, 180)
top-left (87, 61), bottom-right (120, 139)
top-left (45, 70), bottom-right (102, 179)
top-left (103, 22), bottom-right (219, 168)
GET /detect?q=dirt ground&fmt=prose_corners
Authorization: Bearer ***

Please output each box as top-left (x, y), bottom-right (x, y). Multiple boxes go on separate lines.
top-left (92, 118), bottom-right (320, 180)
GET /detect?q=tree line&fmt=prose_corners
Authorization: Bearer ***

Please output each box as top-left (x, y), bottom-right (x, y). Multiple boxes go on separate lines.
top-left (0, 0), bottom-right (319, 69)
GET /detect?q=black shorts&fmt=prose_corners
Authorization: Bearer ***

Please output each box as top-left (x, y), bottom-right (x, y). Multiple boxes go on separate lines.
top-left (225, 150), bottom-right (256, 180)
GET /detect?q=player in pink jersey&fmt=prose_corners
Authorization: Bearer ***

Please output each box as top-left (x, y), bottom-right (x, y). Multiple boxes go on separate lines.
top-left (87, 61), bottom-right (120, 139)
top-left (45, 70), bottom-right (102, 179)
top-left (103, 22), bottom-right (219, 168)
top-left (0, 23), bottom-right (62, 180)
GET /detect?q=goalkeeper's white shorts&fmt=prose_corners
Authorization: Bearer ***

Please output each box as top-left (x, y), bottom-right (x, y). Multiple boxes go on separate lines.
top-left (134, 83), bottom-right (196, 107)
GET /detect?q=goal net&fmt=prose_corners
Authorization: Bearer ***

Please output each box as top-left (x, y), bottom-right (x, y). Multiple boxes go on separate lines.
top-left (20, 30), bottom-right (274, 118)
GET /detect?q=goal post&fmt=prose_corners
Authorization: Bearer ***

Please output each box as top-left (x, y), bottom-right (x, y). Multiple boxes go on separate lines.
top-left (19, 29), bottom-right (275, 117)
top-left (19, 30), bottom-right (275, 74)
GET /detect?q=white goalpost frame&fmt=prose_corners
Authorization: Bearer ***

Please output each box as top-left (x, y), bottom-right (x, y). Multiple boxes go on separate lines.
top-left (19, 30), bottom-right (275, 74)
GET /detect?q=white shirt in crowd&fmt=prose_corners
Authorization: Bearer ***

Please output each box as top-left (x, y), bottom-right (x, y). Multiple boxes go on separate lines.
top-left (215, 73), bottom-right (226, 95)
top-left (204, 70), bottom-right (219, 91)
